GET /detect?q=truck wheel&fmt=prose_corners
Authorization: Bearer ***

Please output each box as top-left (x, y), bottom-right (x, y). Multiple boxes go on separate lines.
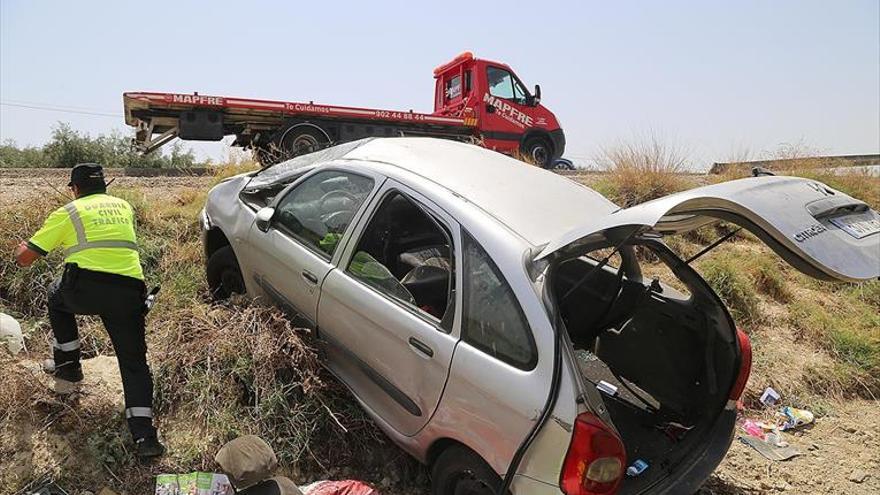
top-left (431, 445), bottom-right (507, 495)
top-left (278, 125), bottom-right (329, 160)
top-left (522, 136), bottom-right (553, 169)
top-left (207, 246), bottom-right (245, 300)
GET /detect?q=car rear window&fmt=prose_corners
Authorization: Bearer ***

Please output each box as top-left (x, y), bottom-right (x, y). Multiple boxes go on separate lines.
top-left (461, 231), bottom-right (537, 370)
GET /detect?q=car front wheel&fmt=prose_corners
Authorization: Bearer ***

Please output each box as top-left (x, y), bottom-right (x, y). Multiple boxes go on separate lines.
top-left (431, 445), bottom-right (507, 495)
top-left (206, 246), bottom-right (245, 300)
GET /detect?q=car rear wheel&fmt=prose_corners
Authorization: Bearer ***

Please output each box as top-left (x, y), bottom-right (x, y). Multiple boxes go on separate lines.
top-left (521, 136), bottom-right (553, 169)
top-left (431, 445), bottom-right (506, 495)
top-left (207, 246), bottom-right (245, 300)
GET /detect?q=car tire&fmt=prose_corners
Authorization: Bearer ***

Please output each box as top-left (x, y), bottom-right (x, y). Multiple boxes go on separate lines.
top-left (206, 246), bottom-right (245, 300)
top-left (521, 136), bottom-right (553, 169)
top-left (431, 445), bottom-right (507, 495)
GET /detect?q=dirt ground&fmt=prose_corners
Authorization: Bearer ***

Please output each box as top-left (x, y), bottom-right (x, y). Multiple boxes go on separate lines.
top-left (2, 169), bottom-right (878, 494)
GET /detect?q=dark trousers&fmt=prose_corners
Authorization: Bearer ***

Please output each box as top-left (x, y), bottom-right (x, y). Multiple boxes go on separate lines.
top-left (48, 264), bottom-right (156, 439)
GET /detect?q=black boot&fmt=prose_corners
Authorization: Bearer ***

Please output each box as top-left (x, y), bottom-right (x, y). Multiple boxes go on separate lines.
top-left (42, 359), bottom-right (84, 383)
top-left (136, 435), bottom-right (166, 459)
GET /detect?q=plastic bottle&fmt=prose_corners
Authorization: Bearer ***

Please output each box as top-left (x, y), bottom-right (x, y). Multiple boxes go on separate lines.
top-left (626, 459), bottom-right (649, 477)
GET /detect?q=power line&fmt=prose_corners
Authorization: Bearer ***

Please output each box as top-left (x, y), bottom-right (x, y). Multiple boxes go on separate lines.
top-left (0, 101), bottom-right (121, 118)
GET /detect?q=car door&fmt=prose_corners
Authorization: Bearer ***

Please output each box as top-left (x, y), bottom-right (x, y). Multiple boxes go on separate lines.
top-left (537, 175), bottom-right (880, 282)
top-left (316, 180), bottom-right (461, 436)
top-left (247, 169), bottom-right (380, 327)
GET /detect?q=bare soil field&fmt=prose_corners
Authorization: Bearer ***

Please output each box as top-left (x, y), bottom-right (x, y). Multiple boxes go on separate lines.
top-left (2, 170), bottom-right (877, 494)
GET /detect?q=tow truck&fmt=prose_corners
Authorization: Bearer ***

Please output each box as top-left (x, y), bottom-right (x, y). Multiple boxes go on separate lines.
top-left (123, 52), bottom-right (566, 168)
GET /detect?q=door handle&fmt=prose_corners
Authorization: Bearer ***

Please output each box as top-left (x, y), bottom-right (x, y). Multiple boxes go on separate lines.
top-left (485, 104), bottom-right (496, 113)
top-left (301, 270), bottom-right (319, 285)
top-left (408, 337), bottom-right (434, 358)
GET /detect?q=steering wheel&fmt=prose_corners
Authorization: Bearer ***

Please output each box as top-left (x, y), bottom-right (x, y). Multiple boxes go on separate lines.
top-left (319, 189), bottom-right (358, 211)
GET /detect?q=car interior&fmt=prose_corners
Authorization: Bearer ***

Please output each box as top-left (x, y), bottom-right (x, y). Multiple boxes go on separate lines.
top-left (348, 191), bottom-right (454, 323)
top-left (264, 172), bottom-right (375, 256)
top-left (550, 239), bottom-right (739, 493)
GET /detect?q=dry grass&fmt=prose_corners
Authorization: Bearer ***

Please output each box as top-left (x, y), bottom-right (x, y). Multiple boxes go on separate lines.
top-left (1, 152), bottom-right (877, 492)
top-left (0, 170), bottom-right (427, 493)
top-left (592, 133), bottom-right (690, 206)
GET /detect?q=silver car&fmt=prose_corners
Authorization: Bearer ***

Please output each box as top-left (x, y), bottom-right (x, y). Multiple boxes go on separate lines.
top-left (200, 138), bottom-right (879, 495)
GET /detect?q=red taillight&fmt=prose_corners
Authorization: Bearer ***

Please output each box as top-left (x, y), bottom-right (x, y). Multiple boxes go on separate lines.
top-left (729, 328), bottom-right (752, 400)
top-left (560, 413), bottom-right (626, 495)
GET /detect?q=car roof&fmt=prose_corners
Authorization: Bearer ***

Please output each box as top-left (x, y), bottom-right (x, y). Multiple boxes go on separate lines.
top-left (341, 138), bottom-right (619, 246)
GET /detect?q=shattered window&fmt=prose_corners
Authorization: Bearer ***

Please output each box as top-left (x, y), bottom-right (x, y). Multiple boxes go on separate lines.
top-left (274, 170), bottom-right (374, 259)
top-left (461, 231), bottom-right (537, 370)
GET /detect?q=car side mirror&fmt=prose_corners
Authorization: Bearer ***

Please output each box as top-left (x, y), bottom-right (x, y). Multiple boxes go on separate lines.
top-left (256, 207), bottom-right (275, 232)
top-left (533, 84), bottom-right (542, 105)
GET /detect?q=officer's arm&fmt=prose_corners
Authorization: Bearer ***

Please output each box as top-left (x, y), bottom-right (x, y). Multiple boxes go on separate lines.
top-left (14, 241), bottom-right (42, 267)
top-left (18, 206), bottom-right (70, 267)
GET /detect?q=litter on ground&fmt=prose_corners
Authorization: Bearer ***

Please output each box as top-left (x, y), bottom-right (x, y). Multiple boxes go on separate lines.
top-left (0, 312), bottom-right (24, 355)
top-left (778, 406), bottom-right (815, 430)
top-left (739, 435), bottom-right (802, 461)
top-left (759, 387), bottom-right (781, 407)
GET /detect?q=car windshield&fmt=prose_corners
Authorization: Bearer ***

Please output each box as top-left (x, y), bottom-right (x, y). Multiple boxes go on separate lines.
top-left (248, 138), bottom-right (375, 188)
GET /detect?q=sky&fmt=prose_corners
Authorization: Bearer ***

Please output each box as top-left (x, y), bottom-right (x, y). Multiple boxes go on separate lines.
top-left (1, 0), bottom-right (878, 168)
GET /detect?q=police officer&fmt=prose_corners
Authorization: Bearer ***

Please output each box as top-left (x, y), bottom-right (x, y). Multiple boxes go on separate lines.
top-left (14, 163), bottom-right (165, 459)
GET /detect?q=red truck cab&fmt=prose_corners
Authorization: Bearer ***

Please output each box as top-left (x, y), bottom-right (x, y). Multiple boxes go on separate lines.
top-left (433, 52), bottom-right (565, 165)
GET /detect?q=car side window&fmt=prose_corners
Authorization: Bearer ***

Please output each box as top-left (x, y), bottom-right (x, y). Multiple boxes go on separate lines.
top-left (274, 170), bottom-right (374, 259)
top-left (346, 191), bottom-right (456, 329)
top-left (461, 231), bottom-right (537, 370)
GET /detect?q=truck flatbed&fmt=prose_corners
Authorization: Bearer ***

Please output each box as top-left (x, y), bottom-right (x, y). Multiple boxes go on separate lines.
top-left (124, 91), bottom-right (478, 154)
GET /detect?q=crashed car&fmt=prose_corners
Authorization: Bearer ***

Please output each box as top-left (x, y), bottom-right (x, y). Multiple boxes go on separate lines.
top-left (200, 138), bottom-right (879, 495)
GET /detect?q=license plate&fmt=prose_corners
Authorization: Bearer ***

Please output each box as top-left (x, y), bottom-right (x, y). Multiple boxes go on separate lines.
top-left (829, 211), bottom-right (880, 239)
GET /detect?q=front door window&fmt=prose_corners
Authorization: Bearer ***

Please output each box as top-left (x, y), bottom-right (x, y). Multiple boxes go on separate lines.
top-left (487, 66), bottom-right (529, 105)
top-left (274, 170), bottom-right (374, 259)
top-left (487, 66), bottom-right (515, 100)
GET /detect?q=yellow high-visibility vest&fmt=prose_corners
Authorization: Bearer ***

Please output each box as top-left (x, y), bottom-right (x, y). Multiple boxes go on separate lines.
top-left (28, 193), bottom-right (144, 280)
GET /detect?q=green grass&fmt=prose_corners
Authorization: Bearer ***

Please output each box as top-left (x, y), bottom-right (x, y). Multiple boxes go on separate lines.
top-left (696, 249), bottom-right (762, 326)
top-left (788, 295), bottom-right (880, 380)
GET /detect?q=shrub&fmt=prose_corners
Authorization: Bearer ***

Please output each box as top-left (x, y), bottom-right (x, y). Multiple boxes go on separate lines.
top-left (597, 133), bottom-right (689, 206)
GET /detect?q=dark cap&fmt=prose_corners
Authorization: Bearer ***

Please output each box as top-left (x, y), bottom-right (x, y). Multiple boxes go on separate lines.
top-left (68, 163), bottom-right (106, 187)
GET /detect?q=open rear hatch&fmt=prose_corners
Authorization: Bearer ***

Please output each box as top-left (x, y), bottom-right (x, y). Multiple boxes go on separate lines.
top-left (539, 175), bottom-right (880, 282)
top-left (544, 176), bottom-right (878, 493)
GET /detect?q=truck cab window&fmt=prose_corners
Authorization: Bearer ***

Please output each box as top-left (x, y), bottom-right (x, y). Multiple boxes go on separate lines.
top-left (512, 78), bottom-right (528, 105)
top-left (274, 171), bottom-right (374, 259)
top-left (445, 75), bottom-right (462, 102)
top-left (487, 66), bottom-right (515, 100)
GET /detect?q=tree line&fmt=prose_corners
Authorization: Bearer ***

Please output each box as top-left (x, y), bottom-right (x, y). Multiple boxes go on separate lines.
top-left (0, 123), bottom-right (207, 168)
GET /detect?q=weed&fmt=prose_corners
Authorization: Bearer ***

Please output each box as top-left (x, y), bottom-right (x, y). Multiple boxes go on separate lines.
top-left (750, 257), bottom-right (791, 302)
top-left (597, 133), bottom-right (689, 206)
top-left (696, 251), bottom-right (762, 326)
